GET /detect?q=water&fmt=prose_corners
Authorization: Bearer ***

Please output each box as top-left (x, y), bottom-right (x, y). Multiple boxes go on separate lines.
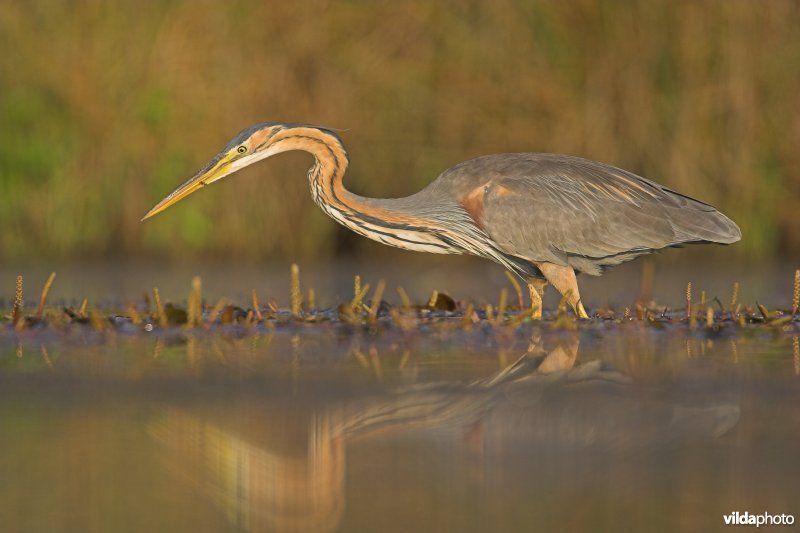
top-left (1, 255), bottom-right (798, 532)
top-left (1, 318), bottom-right (797, 532)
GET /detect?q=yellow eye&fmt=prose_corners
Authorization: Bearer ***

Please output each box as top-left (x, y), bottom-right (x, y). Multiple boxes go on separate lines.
top-left (237, 146), bottom-right (247, 154)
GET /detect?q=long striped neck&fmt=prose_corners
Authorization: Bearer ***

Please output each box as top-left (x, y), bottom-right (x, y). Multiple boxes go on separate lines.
top-left (264, 126), bottom-right (534, 275)
top-left (268, 127), bottom-right (352, 213)
top-left (267, 127), bottom-right (460, 254)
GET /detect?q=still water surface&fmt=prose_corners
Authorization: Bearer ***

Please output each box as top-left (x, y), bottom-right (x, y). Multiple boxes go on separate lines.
top-left (1, 319), bottom-right (797, 533)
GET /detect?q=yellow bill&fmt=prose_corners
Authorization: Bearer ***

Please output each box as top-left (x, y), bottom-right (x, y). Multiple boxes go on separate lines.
top-left (141, 151), bottom-right (235, 221)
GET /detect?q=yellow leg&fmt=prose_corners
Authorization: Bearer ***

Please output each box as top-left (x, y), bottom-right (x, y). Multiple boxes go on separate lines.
top-left (527, 277), bottom-right (548, 319)
top-left (535, 262), bottom-right (589, 319)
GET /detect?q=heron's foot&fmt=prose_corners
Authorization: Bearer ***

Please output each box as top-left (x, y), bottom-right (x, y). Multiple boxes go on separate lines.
top-left (534, 262), bottom-right (590, 319)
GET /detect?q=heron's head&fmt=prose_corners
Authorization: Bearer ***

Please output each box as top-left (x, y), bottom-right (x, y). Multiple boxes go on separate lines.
top-left (142, 122), bottom-right (326, 220)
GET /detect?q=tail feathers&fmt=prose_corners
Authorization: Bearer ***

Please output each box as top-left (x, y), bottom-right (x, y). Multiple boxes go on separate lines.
top-left (668, 207), bottom-right (741, 245)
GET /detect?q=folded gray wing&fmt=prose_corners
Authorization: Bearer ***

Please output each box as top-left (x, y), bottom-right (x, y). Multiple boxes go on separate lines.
top-left (479, 155), bottom-right (740, 274)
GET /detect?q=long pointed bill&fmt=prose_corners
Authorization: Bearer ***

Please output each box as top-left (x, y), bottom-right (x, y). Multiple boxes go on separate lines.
top-left (141, 152), bottom-right (236, 221)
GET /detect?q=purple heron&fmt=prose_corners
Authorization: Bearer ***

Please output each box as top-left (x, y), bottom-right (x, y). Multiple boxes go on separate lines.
top-left (143, 123), bottom-right (741, 318)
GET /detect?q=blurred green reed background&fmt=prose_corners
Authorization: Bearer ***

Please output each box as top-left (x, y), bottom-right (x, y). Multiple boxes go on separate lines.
top-left (1, 0), bottom-right (798, 261)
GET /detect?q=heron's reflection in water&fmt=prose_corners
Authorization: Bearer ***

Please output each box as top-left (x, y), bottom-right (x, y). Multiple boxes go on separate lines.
top-left (148, 335), bottom-right (740, 533)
